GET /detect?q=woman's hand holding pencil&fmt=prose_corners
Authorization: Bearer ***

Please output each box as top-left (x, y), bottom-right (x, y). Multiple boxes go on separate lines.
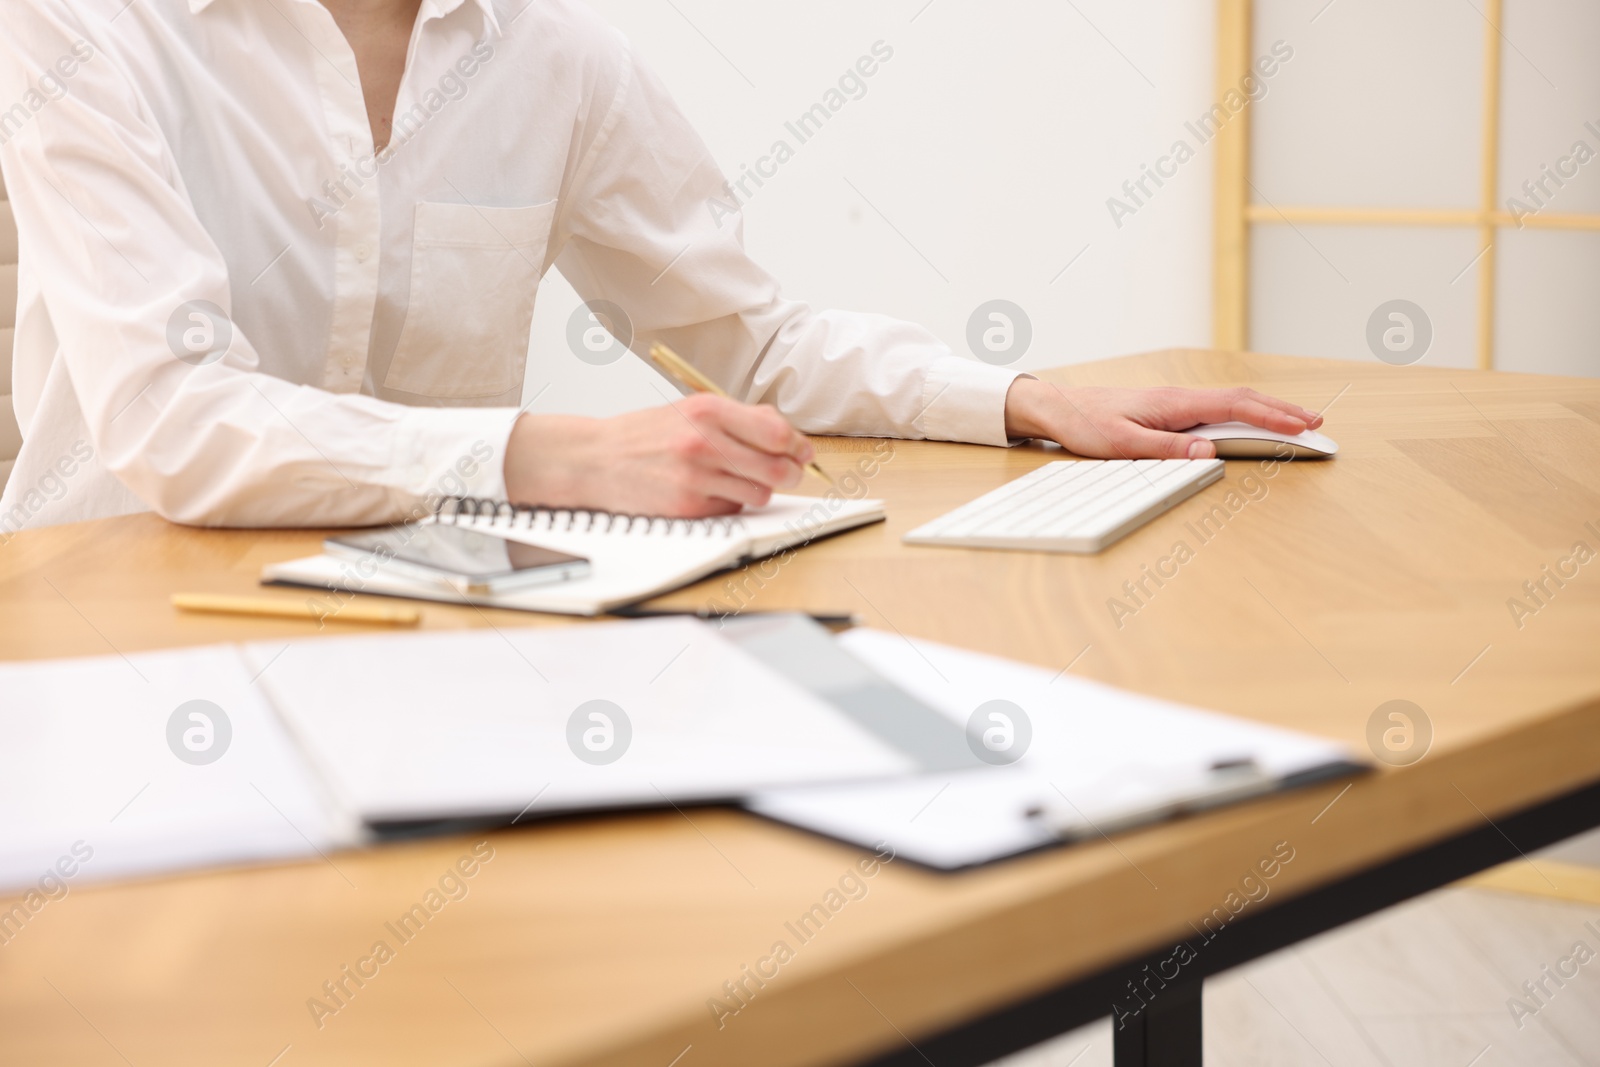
top-left (501, 343), bottom-right (831, 518)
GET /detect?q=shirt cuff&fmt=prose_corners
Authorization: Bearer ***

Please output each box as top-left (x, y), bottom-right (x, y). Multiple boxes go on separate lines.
top-left (915, 357), bottom-right (1036, 448)
top-left (392, 406), bottom-right (521, 514)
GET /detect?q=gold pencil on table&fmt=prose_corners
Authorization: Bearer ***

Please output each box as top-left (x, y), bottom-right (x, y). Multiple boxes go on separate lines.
top-left (647, 342), bottom-right (837, 488)
top-left (171, 593), bottom-right (420, 626)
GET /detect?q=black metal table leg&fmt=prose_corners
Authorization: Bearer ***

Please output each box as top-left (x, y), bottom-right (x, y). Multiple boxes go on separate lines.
top-left (857, 779), bottom-right (1600, 1067)
top-left (1112, 981), bottom-right (1202, 1067)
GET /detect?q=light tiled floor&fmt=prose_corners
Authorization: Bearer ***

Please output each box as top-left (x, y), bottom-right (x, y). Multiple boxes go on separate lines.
top-left (986, 834), bottom-right (1600, 1067)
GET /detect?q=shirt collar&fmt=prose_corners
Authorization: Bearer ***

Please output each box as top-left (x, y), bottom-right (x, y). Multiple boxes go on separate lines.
top-left (188, 0), bottom-right (503, 37)
top-left (424, 0), bottom-right (504, 36)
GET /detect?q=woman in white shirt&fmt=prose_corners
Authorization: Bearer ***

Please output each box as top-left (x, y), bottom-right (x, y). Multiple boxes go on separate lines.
top-left (0, 0), bottom-right (1322, 527)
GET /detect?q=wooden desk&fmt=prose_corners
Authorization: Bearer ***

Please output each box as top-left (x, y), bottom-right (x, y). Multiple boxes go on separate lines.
top-left (2, 350), bottom-right (1598, 1067)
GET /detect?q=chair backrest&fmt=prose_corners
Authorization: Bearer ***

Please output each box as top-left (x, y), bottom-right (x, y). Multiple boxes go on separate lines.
top-left (0, 167), bottom-right (19, 492)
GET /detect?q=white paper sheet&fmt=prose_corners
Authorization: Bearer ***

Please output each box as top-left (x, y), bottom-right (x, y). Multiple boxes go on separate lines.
top-left (0, 646), bottom-right (356, 893)
top-left (242, 617), bottom-right (915, 823)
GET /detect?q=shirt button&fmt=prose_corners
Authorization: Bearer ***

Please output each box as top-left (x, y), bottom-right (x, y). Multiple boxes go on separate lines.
top-left (355, 245), bottom-right (372, 262)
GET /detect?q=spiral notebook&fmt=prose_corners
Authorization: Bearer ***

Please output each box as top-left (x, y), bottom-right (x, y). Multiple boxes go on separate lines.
top-left (262, 494), bottom-right (885, 615)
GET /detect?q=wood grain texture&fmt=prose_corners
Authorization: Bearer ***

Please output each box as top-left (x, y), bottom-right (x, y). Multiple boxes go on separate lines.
top-left (1203, 887), bottom-right (1600, 1067)
top-left (1, 350), bottom-right (1598, 1067)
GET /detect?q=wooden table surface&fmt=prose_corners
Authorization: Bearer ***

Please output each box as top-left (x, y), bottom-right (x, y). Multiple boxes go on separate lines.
top-left (2, 350), bottom-right (1598, 1067)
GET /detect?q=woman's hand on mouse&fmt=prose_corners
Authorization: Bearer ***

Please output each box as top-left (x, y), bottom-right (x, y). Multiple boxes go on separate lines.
top-left (1003, 379), bottom-right (1325, 459)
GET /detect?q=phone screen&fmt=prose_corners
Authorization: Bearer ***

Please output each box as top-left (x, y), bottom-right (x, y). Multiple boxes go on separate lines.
top-left (326, 525), bottom-right (588, 588)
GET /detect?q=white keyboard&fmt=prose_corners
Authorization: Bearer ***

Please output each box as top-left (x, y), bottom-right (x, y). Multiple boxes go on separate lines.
top-left (903, 459), bottom-right (1225, 553)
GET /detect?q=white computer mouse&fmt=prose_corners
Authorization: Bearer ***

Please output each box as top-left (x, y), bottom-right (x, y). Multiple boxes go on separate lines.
top-left (1189, 421), bottom-right (1339, 459)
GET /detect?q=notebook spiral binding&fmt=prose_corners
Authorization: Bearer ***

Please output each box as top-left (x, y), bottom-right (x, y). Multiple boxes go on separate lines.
top-left (436, 496), bottom-right (746, 537)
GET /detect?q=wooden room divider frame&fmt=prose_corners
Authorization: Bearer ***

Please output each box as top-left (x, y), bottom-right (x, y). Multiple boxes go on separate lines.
top-left (1212, 0), bottom-right (1600, 369)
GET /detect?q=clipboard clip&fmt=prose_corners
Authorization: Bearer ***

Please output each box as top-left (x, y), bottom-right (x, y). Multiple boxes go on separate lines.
top-left (1023, 757), bottom-right (1278, 840)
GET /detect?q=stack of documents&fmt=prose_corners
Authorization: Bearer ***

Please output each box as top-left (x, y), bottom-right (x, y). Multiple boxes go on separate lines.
top-left (0, 618), bottom-right (911, 890)
top-left (0, 616), bottom-right (1360, 890)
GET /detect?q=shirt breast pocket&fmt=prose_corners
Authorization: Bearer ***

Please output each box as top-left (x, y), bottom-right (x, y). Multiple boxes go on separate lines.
top-left (384, 200), bottom-right (557, 400)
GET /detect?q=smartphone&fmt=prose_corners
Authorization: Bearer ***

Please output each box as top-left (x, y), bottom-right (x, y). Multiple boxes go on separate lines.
top-left (324, 525), bottom-right (590, 596)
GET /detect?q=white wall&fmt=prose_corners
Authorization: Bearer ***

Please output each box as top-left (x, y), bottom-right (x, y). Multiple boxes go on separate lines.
top-left (523, 0), bottom-right (1217, 416)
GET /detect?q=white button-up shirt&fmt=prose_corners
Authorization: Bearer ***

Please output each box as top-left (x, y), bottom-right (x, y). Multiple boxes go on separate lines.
top-left (0, 0), bottom-right (1024, 530)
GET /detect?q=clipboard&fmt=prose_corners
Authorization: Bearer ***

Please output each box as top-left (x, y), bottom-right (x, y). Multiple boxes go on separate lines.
top-left (729, 619), bottom-right (1365, 871)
